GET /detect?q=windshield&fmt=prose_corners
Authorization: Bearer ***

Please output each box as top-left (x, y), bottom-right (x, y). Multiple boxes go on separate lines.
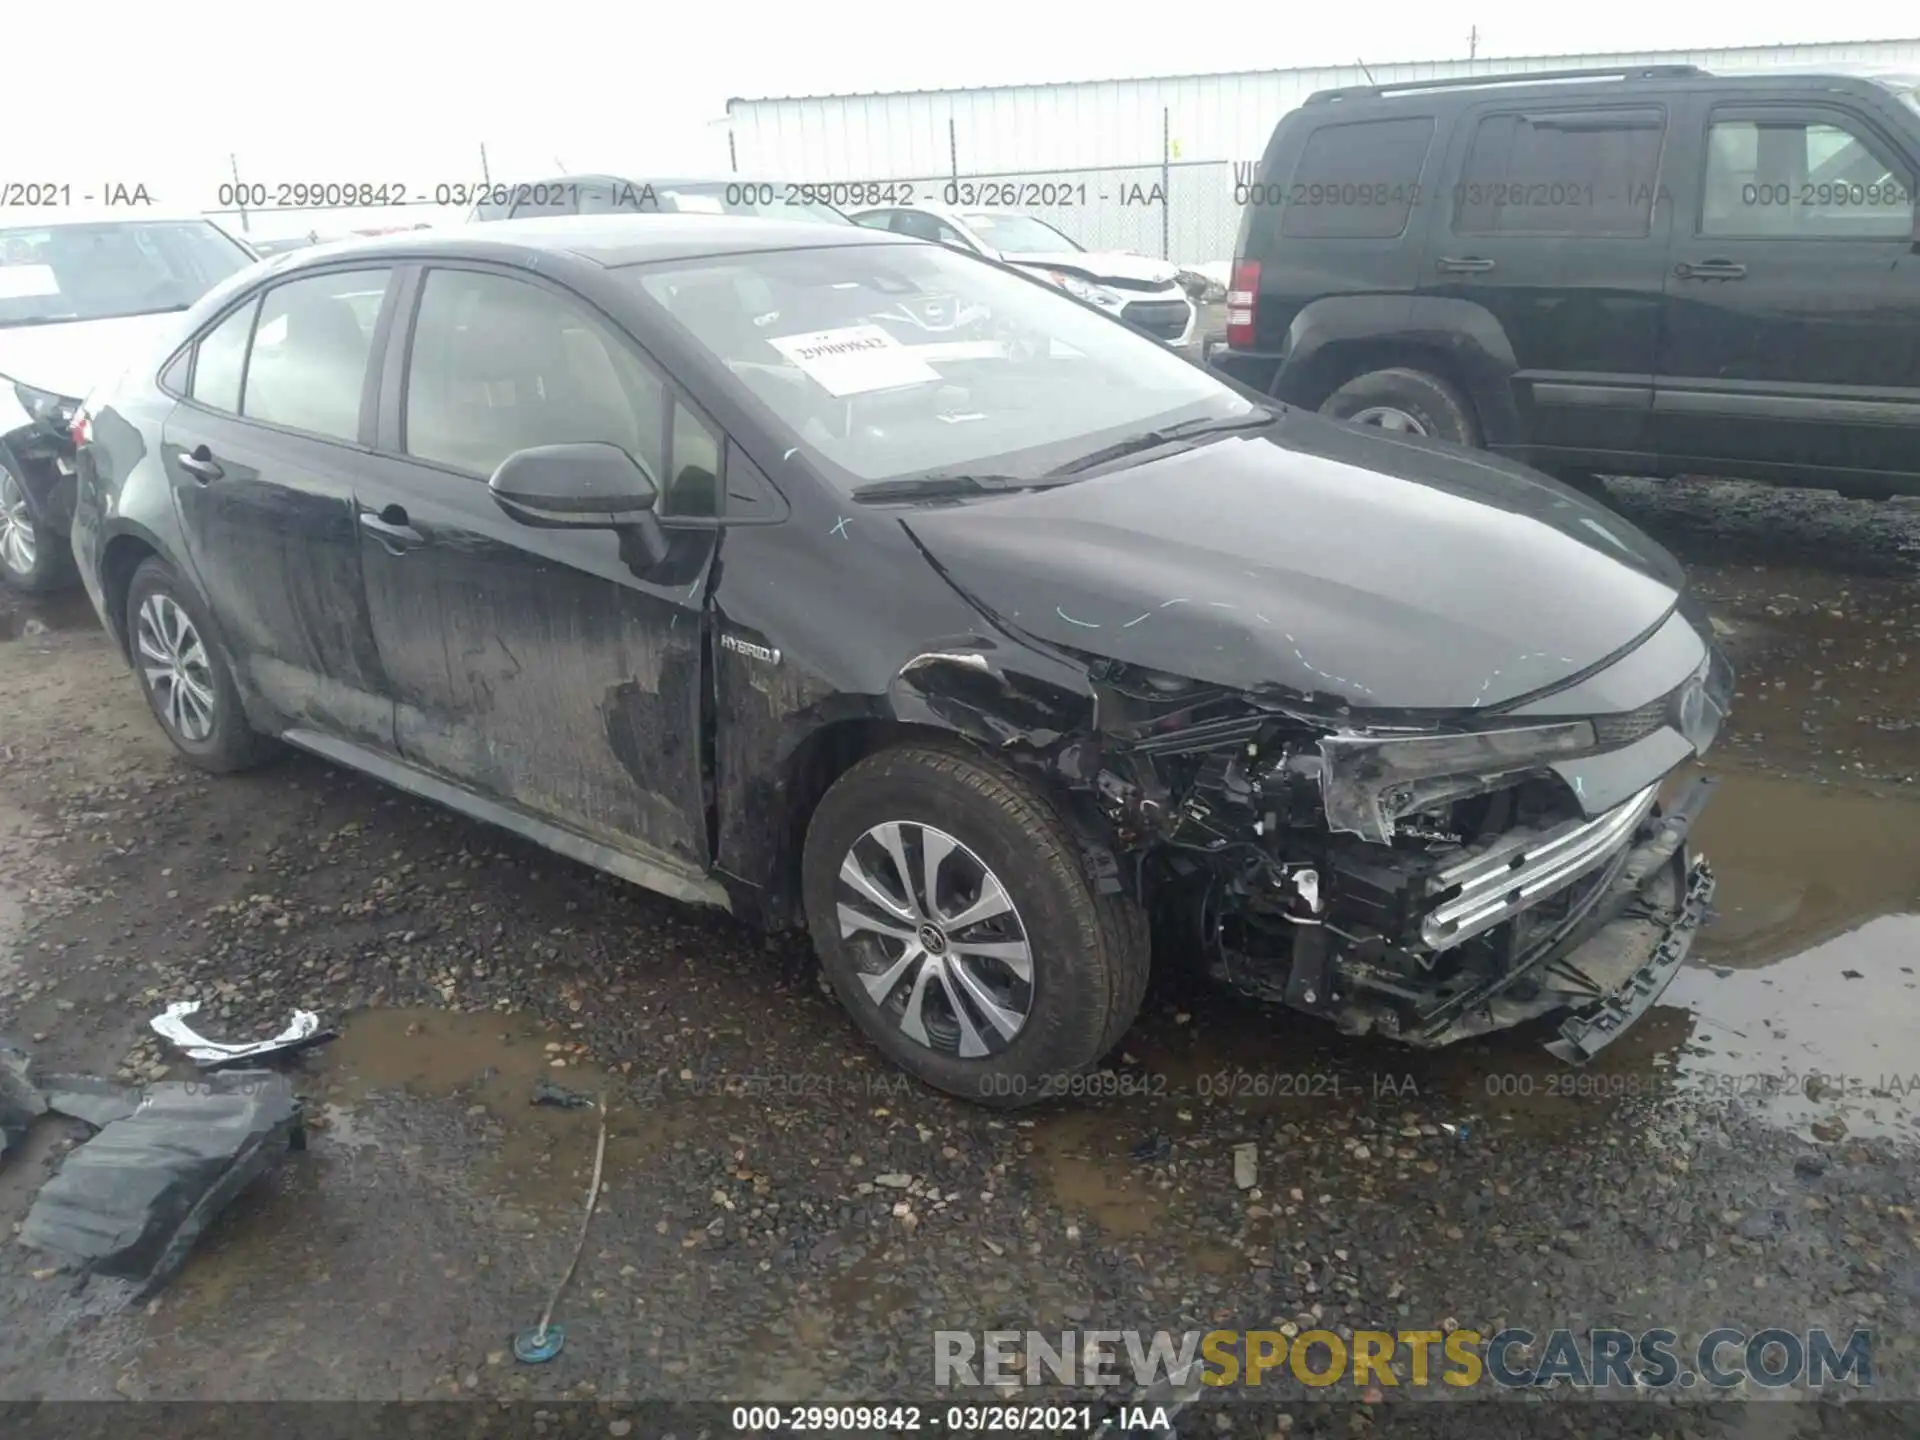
top-left (629, 241), bottom-right (1253, 487)
top-left (958, 213), bottom-right (1081, 253)
top-left (0, 220), bottom-right (254, 328)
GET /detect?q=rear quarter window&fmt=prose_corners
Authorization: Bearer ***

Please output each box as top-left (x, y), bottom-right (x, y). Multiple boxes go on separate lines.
top-left (1278, 116), bottom-right (1437, 239)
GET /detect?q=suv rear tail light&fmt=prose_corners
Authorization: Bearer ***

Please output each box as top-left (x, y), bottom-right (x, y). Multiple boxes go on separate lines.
top-left (70, 408), bottom-right (91, 449)
top-left (1225, 259), bottom-right (1260, 350)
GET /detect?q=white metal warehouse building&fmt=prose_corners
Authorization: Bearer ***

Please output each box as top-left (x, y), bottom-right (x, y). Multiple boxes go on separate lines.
top-left (725, 38), bottom-right (1920, 265)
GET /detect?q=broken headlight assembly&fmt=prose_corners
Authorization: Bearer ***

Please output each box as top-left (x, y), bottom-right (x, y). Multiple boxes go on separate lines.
top-left (11, 379), bottom-right (82, 441)
top-left (1316, 720), bottom-right (1598, 844)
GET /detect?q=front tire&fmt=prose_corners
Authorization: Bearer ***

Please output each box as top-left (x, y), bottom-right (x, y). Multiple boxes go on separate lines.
top-left (802, 743), bottom-right (1149, 1107)
top-left (125, 557), bottom-right (276, 773)
top-left (1320, 366), bottom-right (1479, 447)
top-left (0, 457), bottom-right (75, 593)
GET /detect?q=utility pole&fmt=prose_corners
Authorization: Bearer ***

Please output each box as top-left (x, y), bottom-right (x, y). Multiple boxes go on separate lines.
top-left (1468, 25), bottom-right (1479, 60)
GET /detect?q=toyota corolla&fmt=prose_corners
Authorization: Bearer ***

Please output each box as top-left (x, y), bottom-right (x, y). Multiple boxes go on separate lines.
top-left (69, 216), bottom-right (1731, 1105)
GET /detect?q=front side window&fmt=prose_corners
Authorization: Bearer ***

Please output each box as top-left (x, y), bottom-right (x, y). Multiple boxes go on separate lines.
top-left (242, 269), bottom-right (389, 441)
top-left (189, 299), bottom-right (259, 413)
top-left (404, 268), bottom-right (671, 491)
top-left (956, 213), bottom-right (1077, 253)
top-left (1454, 108), bottom-right (1665, 237)
top-left (1284, 117), bottom-right (1436, 239)
top-left (1701, 114), bottom-right (1914, 238)
top-left (0, 220), bottom-right (256, 328)
top-left (630, 241), bottom-right (1255, 487)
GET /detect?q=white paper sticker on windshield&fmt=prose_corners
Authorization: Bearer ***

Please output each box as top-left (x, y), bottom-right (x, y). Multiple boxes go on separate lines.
top-left (768, 324), bottom-right (941, 396)
top-left (0, 264), bottom-right (60, 299)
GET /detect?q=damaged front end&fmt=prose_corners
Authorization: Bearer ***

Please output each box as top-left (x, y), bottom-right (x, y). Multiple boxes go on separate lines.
top-left (1071, 643), bottom-right (1732, 1063)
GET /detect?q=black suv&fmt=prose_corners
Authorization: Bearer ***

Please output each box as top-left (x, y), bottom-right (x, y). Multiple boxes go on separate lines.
top-left (1211, 65), bottom-right (1920, 498)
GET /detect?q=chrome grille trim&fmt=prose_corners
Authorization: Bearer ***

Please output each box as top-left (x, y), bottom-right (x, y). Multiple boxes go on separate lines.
top-left (1420, 783), bottom-right (1659, 951)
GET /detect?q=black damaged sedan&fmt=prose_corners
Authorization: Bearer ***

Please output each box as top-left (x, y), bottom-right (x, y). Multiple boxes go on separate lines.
top-left (69, 215), bottom-right (1732, 1104)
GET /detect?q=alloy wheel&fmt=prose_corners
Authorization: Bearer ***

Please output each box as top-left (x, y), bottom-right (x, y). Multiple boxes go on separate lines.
top-left (1348, 405), bottom-right (1429, 435)
top-left (135, 593), bottom-right (218, 743)
top-left (0, 469), bottom-right (35, 576)
top-left (835, 820), bottom-right (1035, 1058)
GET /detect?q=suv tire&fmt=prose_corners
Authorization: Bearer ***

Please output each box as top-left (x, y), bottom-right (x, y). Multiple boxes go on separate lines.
top-left (802, 742), bottom-right (1150, 1108)
top-left (0, 456), bottom-right (76, 593)
top-left (125, 557), bottom-right (277, 773)
top-left (1321, 367), bottom-right (1480, 447)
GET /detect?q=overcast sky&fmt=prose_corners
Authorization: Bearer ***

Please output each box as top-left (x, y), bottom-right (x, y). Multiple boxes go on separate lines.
top-left (9, 1), bottom-right (1909, 230)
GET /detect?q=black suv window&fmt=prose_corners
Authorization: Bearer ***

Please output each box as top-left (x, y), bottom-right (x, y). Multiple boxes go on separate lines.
top-left (241, 269), bottom-right (390, 441)
top-left (1281, 117), bottom-right (1435, 239)
top-left (1454, 107), bottom-right (1666, 237)
top-left (1701, 112), bottom-right (1915, 239)
top-left (403, 267), bottom-right (676, 493)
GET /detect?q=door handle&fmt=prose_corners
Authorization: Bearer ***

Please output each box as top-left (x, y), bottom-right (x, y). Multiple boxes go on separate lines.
top-left (1437, 256), bottom-right (1497, 274)
top-left (1675, 259), bottom-right (1748, 280)
top-left (177, 445), bottom-right (224, 482)
top-left (359, 504), bottom-right (423, 552)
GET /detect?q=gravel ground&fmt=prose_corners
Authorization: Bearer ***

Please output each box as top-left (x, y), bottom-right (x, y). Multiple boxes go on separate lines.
top-left (0, 476), bottom-right (1916, 1435)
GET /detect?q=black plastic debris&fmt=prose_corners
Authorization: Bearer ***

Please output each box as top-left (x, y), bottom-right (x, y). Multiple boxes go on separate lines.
top-left (18, 1069), bottom-right (303, 1295)
top-left (150, 1000), bottom-right (337, 1070)
top-left (530, 1078), bottom-right (594, 1110)
top-left (40, 1075), bottom-right (144, 1130)
top-left (1, 1038), bottom-right (48, 1161)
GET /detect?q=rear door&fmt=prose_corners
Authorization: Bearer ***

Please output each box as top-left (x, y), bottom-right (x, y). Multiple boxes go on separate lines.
top-left (162, 265), bottom-right (400, 750)
top-left (1652, 91), bottom-right (1920, 481)
top-left (350, 263), bottom-right (720, 873)
top-left (1245, 111), bottom-right (1440, 353)
top-left (1422, 98), bottom-right (1674, 463)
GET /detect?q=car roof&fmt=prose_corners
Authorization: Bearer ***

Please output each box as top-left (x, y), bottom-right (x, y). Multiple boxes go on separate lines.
top-left (0, 209), bottom-right (227, 230)
top-left (263, 212), bottom-right (908, 272)
top-left (1302, 63), bottom-right (1907, 109)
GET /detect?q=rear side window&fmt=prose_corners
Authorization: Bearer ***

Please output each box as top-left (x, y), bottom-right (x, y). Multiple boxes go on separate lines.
top-left (241, 269), bottom-right (390, 441)
top-left (1454, 107), bottom-right (1667, 237)
top-left (1280, 117), bottom-right (1436, 239)
top-left (189, 299), bottom-right (258, 414)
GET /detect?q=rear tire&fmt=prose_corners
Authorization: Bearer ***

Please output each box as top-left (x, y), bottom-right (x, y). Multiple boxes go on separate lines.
top-left (1320, 366), bottom-right (1479, 447)
top-left (802, 742), bottom-right (1150, 1108)
top-left (0, 456), bottom-right (75, 593)
top-left (125, 557), bottom-right (277, 773)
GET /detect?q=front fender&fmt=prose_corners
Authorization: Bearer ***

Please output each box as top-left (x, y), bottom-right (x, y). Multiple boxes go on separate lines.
top-left (1275, 294), bottom-right (1524, 448)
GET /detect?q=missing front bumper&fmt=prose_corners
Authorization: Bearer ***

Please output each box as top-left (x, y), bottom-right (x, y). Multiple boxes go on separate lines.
top-left (1544, 854), bottom-right (1713, 1063)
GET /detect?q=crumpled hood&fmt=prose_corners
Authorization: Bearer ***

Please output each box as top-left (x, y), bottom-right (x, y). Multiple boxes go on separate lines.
top-left (0, 313), bottom-right (183, 401)
top-left (903, 410), bottom-right (1688, 713)
top-left (1001, 250), bottom-right (1182, 288)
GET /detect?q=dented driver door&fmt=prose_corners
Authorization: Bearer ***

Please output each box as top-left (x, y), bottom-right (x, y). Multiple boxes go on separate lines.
top-left (351, 264), bottom-right (719, 878)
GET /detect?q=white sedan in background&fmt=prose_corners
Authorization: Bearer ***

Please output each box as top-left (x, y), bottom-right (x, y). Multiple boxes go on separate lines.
top-left (851, 202), bottom-right (1196, 347)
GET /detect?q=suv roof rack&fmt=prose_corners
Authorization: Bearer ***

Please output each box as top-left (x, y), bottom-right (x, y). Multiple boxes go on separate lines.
top-left (1306, 64), bottom-right (1707, 104)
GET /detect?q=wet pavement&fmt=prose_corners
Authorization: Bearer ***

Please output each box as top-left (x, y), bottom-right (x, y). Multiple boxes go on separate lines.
top-left (0, 476), bottom-right (1916, 1424)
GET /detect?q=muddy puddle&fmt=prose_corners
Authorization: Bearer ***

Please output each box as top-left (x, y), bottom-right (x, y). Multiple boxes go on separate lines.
top-left (1030, 770), bottom-right (1920, 1233)
top-left (308, 1006), bottom-right (684, 1213)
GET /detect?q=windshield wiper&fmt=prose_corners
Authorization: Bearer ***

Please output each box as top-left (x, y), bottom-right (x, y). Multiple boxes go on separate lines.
top-left (849, 472), bottom-right (1031, 503)
top-left (1047, 408), bottom-right (1279, 478)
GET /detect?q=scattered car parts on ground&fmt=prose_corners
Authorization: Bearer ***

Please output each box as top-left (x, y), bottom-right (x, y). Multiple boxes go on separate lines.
top-left (150, 1000), bottom-right (337, 1069)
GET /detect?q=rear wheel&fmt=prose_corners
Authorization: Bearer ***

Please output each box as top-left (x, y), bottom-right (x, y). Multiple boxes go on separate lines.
top-left (0, 458), bottom-right (75, 593)
top-left (802, 743), bottom-right (1149, 1107)
top-left (1320, 366), bottom-right (1479, 447)
top-left (125, 557), bottom-right (277, 772)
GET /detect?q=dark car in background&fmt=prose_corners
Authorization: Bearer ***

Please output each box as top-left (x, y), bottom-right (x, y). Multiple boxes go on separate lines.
top-left (1212, 64), bottom-right (1920, 498)
top-left (70, 215), bottom-right (1729, 1103)
top-left (0, 213), bottom-right (257, 590)
top-left (465, 174), bottom-right (853, 226)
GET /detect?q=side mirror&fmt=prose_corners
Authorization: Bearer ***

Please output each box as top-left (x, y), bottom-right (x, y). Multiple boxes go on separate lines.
top-left (488, 443), bottom-right (659, 529)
